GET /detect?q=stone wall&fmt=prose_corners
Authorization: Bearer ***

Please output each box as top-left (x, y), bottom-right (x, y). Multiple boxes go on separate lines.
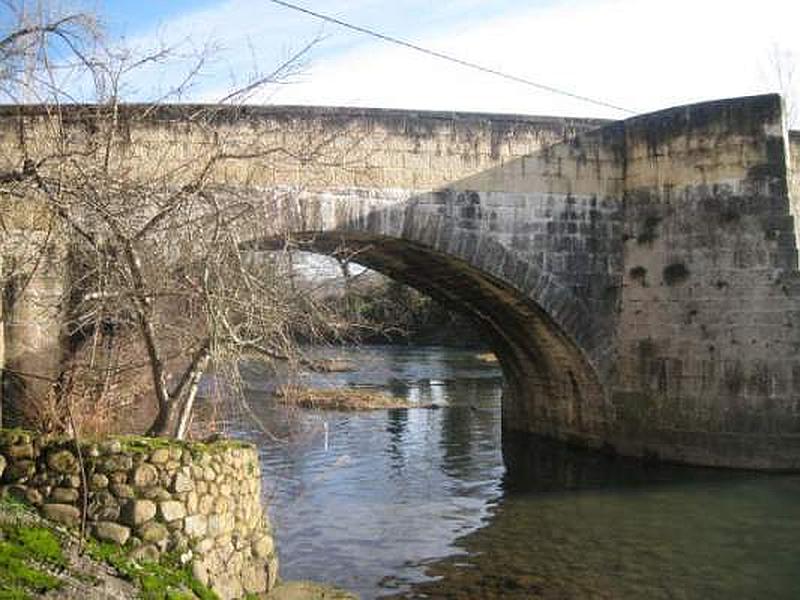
top-left (4, 98), bottom-right (800, 468)
top-left (613, 95), bottom-right (800, 467)
top-left (790, 131), bottom-right (800, 227)
top-left (0, 430), bottom-right (277, 599)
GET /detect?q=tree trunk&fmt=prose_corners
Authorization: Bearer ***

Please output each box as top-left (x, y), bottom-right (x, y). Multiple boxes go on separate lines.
top-left (147, 344), bottom-right (210, 438)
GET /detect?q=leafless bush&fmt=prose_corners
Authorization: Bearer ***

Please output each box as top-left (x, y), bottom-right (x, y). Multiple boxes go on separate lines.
top-left (0, 0), bottom-right (359, 438)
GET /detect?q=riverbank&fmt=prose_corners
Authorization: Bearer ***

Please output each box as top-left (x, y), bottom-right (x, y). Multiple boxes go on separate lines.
top-left (0, 496), bottom-right (358, 600)
top-left (0, 431), bottom-right (278, 599)
top-left (0, 495), bottom-right (202, 599)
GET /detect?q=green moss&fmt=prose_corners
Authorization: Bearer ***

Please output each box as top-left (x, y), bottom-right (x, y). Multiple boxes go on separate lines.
top-left (114, 434), bottom-right (252, 459)
top-left (4, 526), bottom-right (64, 566)
top-left (0, 505), bottom-right (65, 600)
top-left (0, 495), bottom-right (221, 600)
top-left (0, 428), bottom-right (253, 462)
top-left (87, 540), bottom-right (219, 600)
top-left (0, 588), bottom-right (31, 600)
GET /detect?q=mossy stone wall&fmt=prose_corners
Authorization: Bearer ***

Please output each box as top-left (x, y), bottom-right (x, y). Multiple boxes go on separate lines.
top-left (0, 430), bottom-right (277, 600)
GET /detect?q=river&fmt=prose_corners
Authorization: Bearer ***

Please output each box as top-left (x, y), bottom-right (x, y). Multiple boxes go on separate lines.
top-left (218, 345), bottom-right (800, 599)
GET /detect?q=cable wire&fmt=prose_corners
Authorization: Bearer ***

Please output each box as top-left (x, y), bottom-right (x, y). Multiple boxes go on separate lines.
top-left (267, 0), bottom-right (637, 115)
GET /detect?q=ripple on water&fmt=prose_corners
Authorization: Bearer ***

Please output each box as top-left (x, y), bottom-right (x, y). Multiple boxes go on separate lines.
top-left (215, 346), bottom-right (800, 600)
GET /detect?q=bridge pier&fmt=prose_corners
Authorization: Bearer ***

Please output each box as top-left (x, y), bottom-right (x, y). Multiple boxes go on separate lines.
top-left (0, 218), bottom-right (66, 427)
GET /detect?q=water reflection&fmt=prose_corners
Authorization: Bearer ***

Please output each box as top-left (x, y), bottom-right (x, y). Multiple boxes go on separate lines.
top-left (218, 346), bottom-right (800, 600)
top-left (397, 433), bottom-right (800, 600)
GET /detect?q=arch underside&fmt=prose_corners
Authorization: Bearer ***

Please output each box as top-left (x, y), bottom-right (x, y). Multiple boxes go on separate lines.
top-left (270, 232), bottom-right (615, 449)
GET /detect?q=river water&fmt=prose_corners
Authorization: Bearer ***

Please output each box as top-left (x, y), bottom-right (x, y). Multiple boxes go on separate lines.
top-left (221, 345), bottom-right (800, 599)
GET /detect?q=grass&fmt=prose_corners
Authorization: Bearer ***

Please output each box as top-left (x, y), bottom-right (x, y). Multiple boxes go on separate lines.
top-left (308, 358), bottom-right (357, 373)
top-left (0, 499), bottom-right (65, 600)
top-left (0, 497), bottom-right (218, 600)
top-left (0, 427), bottom-right (253, 465)
top-left (114, 434), bottom-right (252, 459)
top-left (86, 540), bottom-right (218, 600)
top-left (274, 385), bottom-right (414, 411)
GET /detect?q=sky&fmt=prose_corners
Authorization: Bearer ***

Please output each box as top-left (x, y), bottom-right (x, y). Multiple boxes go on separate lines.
top-left (77, 0), bottom-right (800, 121)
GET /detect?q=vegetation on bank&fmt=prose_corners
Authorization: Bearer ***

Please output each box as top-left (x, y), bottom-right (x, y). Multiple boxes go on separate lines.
top-left (85, 540), bottom-right (218, 600)
top-left (0, 500), bottom-right (64, 599)
top-left (274, 386), bottom-right (414, 411)
top-left (322, 278), bottom-right (486, 348)
top-left (0, 496), bottom-right (357, 600)
top-left (0, 496), bottom-right (218, 600)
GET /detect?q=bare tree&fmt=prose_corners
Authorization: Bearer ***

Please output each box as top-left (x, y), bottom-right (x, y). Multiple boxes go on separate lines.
top-left (0, 1), bottom-right (355, 438)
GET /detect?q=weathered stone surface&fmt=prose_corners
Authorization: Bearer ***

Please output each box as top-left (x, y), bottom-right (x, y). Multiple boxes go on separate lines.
top-left (268, 555), bottom-right (279, 588)
top-left (104, 455), bottom-right (133, 473)
top-left (149, 448), bottom-right (170, 464)
top-left (170, 532), bottom-right (190, 554)
top-left (241, 564), bottom-right (267, 595)
top-left (214, 496), bottom-right (231, 514)
top-left (7, 444), bottom-right (34, 459)
top-left (208, 513), bottom-right (235, 538)
top-left (141, 486), bottom-right (172, 501)
top-left (138, 521), bottom-right (169, 544)
top-left (1, 432), bottom-right (275, 597)
top-left (158, 500), bottom-right (186, 522)
top-left (109, 471), bottom-right (128, 485)
top-left (184, 514), bottom-right (208, 538)
top-left (90, 473), bottom-right (109, 489)
top-left (171, 468), bottom-right (194, 493)
top-left (6, 459), bottom-right (35, 481)
top-left (42, 503), bottom-right (80, 527)
top-left (266, 581), bottom-right (357, 600)
top-left (192, 560), bottom-right (210, 586)
top-left (46, 450), bottom-right (78, 474)
top-left (122, 499), bottom-right (157, 526)
top-left (94, 521), bottom-right (131, 545)
top-left (186, 490), bottom-right (199, 514)
top-left (103, 439), bottom-right (122, 454)
top-left (110, 483), bottom-right (134, 499)
top-left (166, 519), bottom-right (184, 534)
top-left (8, 95), bottom-right (800, 472)
top-left (129, 544), bottom-right (160, 563)
top-left (131, 464), bottom-right (158, 487)
top-left (198, 494), bottom-right (214, 515)
top-left (63, 475), bottom-right (81, 488)
top-left (25, 487), bottom-right (43, 505)
top-left (212, 572), bottom-right (243, 600)
top-left (253, 534), bottom-right (274, 559)
top-left (88, 490), bottom-right (120, 521)
top-left (50, 487), bottom-right (79, 503)
top-left (195, 537), bottom-right (215, 553)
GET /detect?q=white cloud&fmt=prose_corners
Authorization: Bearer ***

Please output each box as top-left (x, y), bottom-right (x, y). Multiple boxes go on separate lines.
top-left (117, 0), bottom-right (800, 122)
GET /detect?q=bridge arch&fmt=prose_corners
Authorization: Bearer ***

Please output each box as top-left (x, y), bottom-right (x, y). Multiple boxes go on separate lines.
top-left (3, 95), bottom-right (800, 468)
top-left (257, 228), bottom-right (613, 450)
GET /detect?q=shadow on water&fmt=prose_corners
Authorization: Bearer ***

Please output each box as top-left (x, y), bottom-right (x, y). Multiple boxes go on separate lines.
top-left (500, 430), bottom-right (765, 494)
top-left (390, 431), bottom-right (800, 600)
top-left (220, 346), bottom-right (800, 600)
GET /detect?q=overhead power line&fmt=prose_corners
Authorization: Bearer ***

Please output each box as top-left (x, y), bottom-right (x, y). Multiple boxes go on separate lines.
top-left (267, 0), bottom-right (637, 115)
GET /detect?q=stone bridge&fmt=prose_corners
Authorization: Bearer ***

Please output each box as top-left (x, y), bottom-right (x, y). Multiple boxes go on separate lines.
top-left (3, 94), bottom-right (800, 469)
